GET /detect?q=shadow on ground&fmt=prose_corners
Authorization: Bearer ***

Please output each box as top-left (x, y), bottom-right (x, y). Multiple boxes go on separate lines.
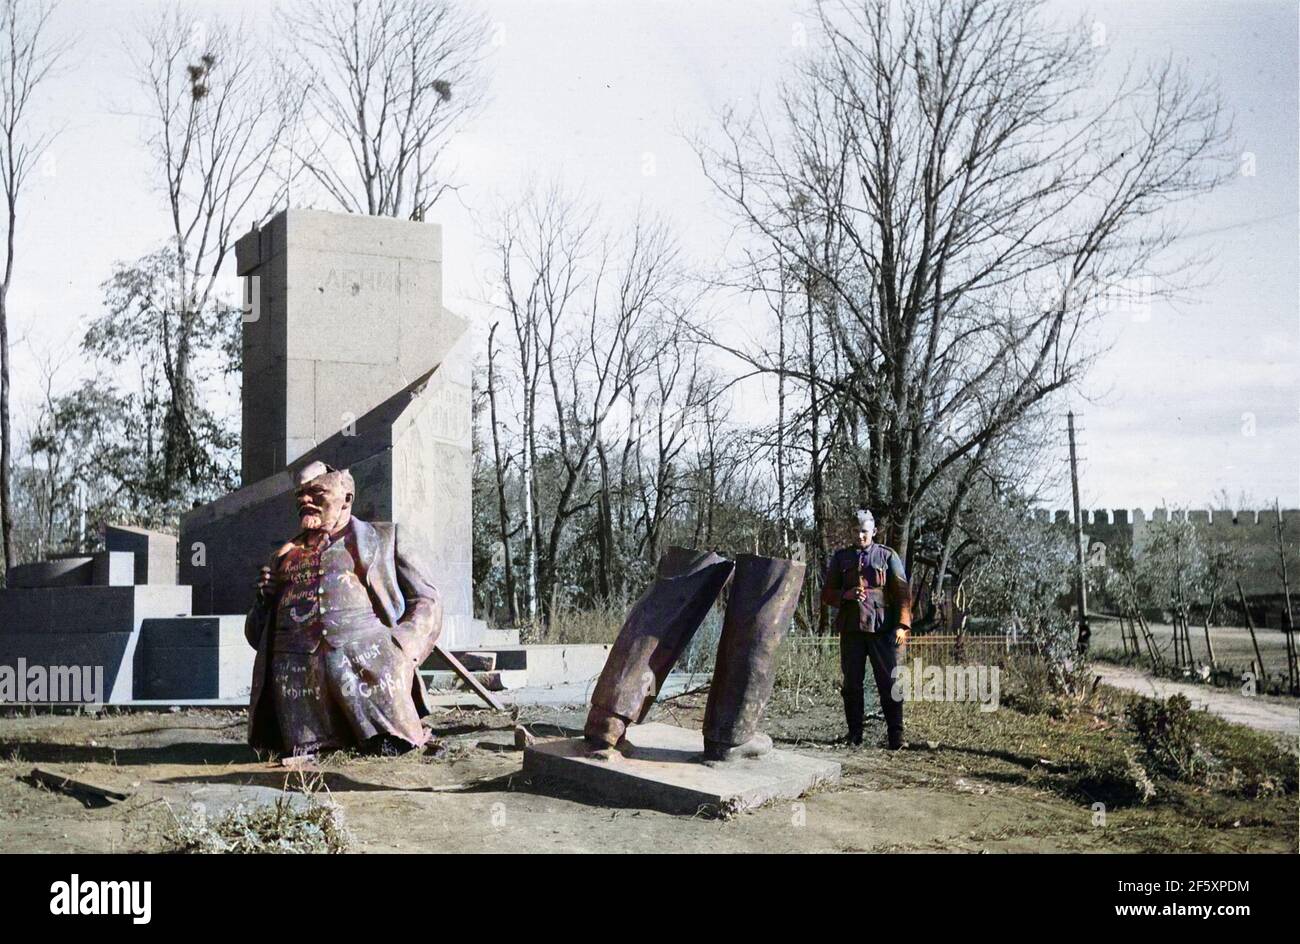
top-left (0, 740), bottom-right (259, 766)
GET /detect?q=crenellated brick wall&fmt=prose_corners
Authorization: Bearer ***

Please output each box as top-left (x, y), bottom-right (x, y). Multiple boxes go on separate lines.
top-left (1033, 507), bottom-right (1300, 602)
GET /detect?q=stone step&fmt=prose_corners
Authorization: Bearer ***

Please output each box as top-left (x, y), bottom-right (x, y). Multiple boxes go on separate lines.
top-left (421, 644), bottom-right (612, 696)
top-left (6, 557), bottom-right (94, 588)
top-left (0, 585), bottom-right (193, 634)
top-left (425, 646), bottom-right (523, 672)
top-left (491, 644), bottom-right (610, 687)
top-left (421, 668), bottom-right (528, 692)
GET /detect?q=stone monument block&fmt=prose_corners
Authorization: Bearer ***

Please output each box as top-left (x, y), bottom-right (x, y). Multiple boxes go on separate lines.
top-left (106, 525), bottom-right (178, 585)
top-left (91, 551), bottom-right (136, 587)
top-left (0, 633), bottom-right (132, 701)
top-left (0, 585), bottom-right (192, 634)
top-left (0, 584), bottom-right (191, 702)
top-left (135, 616), bottom-right (253, 700)
top-left (182, 208), bottom-right (479, 648)
top-left (235, 209), bottom-right (459, 485)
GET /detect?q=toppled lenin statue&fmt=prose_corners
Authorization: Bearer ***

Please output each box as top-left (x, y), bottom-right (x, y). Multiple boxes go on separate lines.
top-left (585, 546), bottom-right (805, 763)
top-left (245, 461), bottom-right (443, 757)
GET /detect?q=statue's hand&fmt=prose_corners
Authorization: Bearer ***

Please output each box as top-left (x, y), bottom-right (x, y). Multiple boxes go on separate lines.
top-left (255, 565), bottom-right (281, 605)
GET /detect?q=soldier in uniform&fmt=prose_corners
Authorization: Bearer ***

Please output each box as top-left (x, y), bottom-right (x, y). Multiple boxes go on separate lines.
top-left (820, 509), bottom-right (912, 749)
top-left (245, 461), bottom-right (443, 758)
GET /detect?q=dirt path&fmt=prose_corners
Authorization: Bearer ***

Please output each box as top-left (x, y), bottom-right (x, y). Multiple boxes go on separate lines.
top-left (1094, 663), bottom-right (1299, 737)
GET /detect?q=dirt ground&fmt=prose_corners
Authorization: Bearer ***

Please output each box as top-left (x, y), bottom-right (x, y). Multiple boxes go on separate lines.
top-left (0, 685), bottom-right (1294, 853)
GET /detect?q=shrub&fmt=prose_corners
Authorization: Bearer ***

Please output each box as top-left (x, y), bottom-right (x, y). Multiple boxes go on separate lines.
top-left (1126, 694), bottom-right (1213, 784)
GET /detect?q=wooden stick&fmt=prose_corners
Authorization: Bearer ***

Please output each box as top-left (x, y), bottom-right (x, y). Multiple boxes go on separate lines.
top-left (433, 644), bottom-right (506, 711)
top-left (1236, 580), bottom-right (1266, 691)
top-left (27, 767), bottom-right (130, 803)
top-left (1272, 501), bottom-right (1299, 693)
top-left (1202, 591), bottom-right (1218, 669)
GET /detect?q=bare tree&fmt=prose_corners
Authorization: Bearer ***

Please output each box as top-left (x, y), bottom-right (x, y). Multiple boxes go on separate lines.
top-left (0, 0), bottom-right (63, 573)
top-left (130, 7), bottom-right (292, 497)
top-left (488, 182), bottom-right (585, 622)
top-left (484, 181), bottom-right (708, 622)
top-left (281, 0), bottom-right (489, 219)
top-left (697, 0), bottom-right (1232, 560)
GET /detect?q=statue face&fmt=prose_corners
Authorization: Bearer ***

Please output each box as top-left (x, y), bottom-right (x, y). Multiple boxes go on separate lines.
top-left (295, 476), bottom-right (353, 534)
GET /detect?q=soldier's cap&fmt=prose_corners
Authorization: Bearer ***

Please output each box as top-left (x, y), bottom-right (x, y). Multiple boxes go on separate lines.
top-left (855, 509), bottom-right (875, 531)
top-left (295, 460), bottom-right (355, 495)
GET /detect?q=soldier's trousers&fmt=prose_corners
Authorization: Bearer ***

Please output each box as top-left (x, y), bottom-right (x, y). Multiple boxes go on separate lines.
top-left (839, 629), bottom-right (903, 738)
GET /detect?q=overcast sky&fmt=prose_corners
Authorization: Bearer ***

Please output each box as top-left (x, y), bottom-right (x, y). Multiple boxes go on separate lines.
top-left (8, 0), bottom-right (1298, 515)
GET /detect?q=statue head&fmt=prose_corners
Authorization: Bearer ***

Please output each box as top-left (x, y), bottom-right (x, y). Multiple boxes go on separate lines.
top-left (854, 508), bottom-right (876, 548)
top-left (294, 461), bottom-right (355, 535)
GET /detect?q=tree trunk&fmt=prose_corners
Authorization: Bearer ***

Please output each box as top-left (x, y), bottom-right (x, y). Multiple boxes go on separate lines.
top-left (595, 436), bottom-right (613, 601)
top-left (0, 288), bottom-right (13, 573)
top-left (486, 325), bottom-right (517, 624)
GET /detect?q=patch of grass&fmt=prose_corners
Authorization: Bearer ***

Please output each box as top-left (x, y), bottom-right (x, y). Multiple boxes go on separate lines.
top-left (1165, 700), bottom-right (1297, 799)
top-left (519, 598), bottom-right (626, 645)
top-left (997, 650), bottom-right (1100, 718)
top-left (163, 776), bottom-right (351, 854)
top-left (900, 675), bottom-right (1297, 827)
top-left (770, 634), bottom-right (841, 714)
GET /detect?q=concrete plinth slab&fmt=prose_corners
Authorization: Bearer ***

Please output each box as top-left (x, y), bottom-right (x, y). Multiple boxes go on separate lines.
top-left (0, 633), bottom-right (133, 702)
top-left (522, 722), bottom-right (840, 816)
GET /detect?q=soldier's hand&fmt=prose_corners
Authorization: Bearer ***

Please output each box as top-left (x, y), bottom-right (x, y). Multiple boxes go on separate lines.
top-left (256, 565), bottom-right (280, 604)
top-left (895, 628), bottom-right (909, 646)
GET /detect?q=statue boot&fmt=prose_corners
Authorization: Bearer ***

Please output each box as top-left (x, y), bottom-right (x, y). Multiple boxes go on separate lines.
top-left (702, 553), bottom-right (806, 762)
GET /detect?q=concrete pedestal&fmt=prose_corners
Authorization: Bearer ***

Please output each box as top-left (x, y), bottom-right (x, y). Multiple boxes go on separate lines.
top-left (522, 722), bottom-right (840, 816)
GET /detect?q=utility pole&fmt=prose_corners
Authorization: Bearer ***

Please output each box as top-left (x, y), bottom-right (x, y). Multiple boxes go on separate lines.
top-left (1068, 412), bottom-right (1090, 653)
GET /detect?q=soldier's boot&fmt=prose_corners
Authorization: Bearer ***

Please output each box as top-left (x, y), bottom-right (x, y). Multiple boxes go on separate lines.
top-left (584, 548), bottom-right (735, 750)
top-left (702, 554), bottom-right (807, 762)
top-left (883, 696), bottom-right (905, 750)
top-left (842, 685), bottom-right (865, 746)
